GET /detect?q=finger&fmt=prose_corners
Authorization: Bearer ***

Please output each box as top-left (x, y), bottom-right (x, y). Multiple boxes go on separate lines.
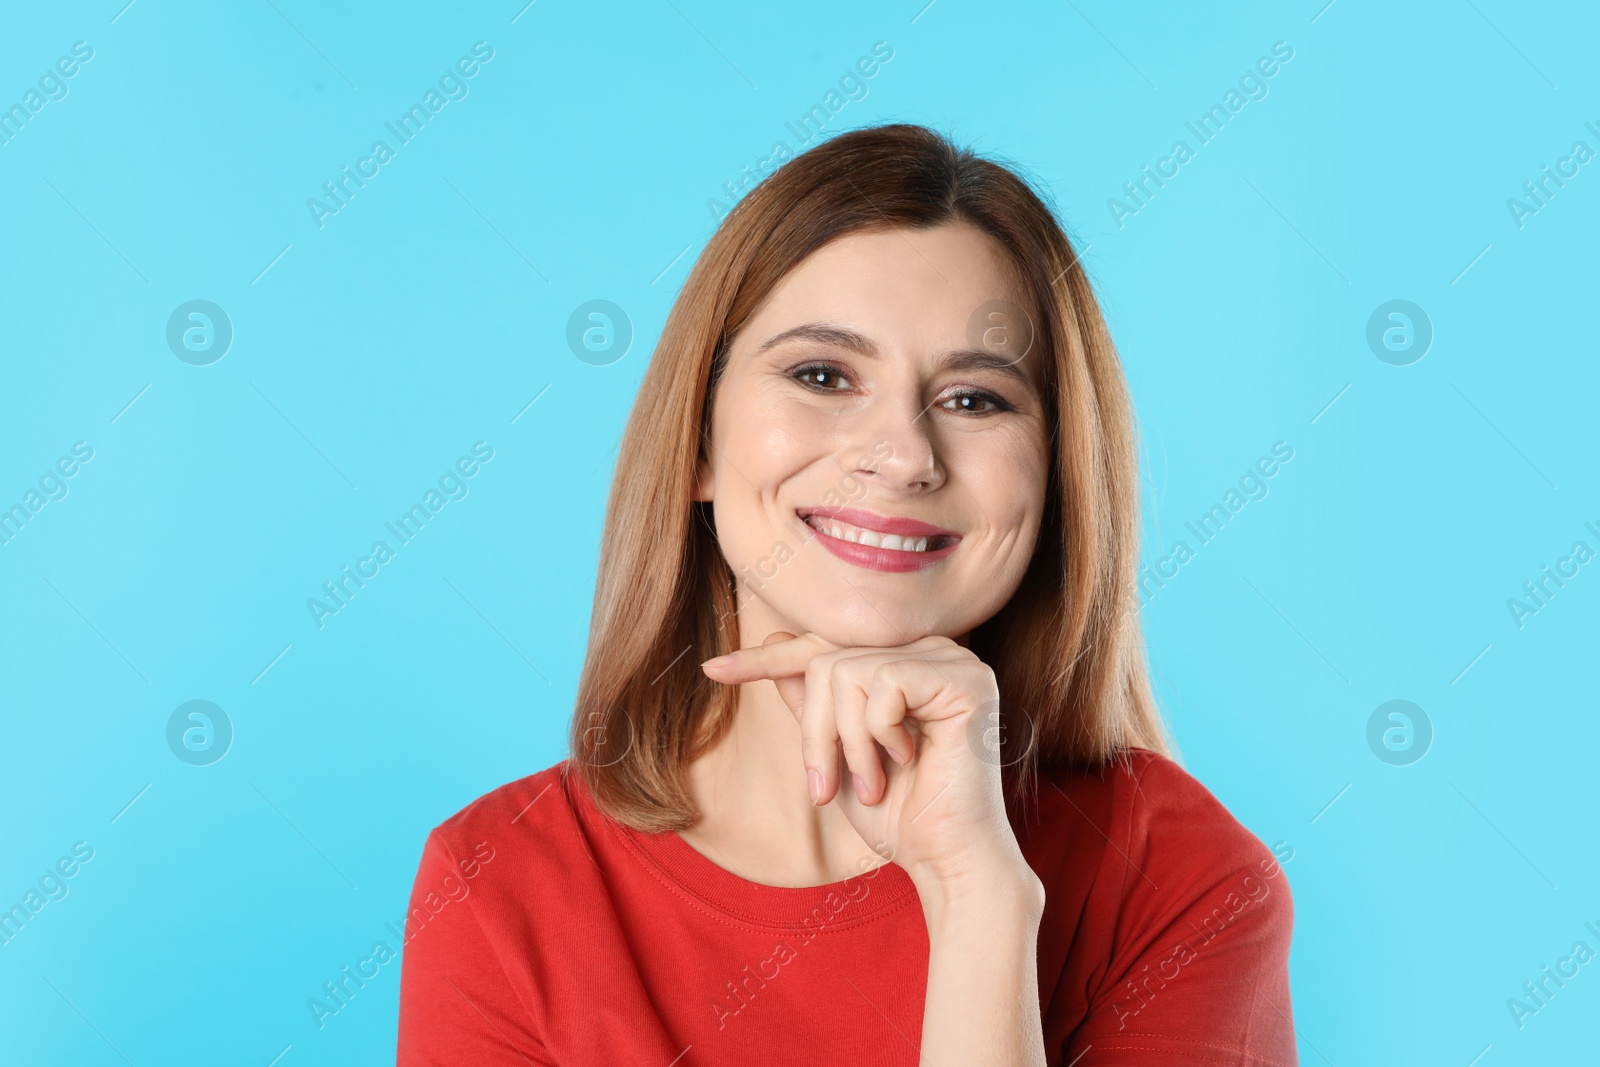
top-left (862, 664), bottom-right (918, 767)
top-left (829, 659), bottom-right (886, 805)
top-left (753, 632), bottom-right (807, 720)
top-left (771, 673), bottom-right (806, 721)
top-left (799, 652), bottom-right (843, 806)
top-left (699, 631), bottom-right (835, 684)
top-left (827, 651), bottom-right (915, 769)
top-left (873, 654), bottom-right (992, 726)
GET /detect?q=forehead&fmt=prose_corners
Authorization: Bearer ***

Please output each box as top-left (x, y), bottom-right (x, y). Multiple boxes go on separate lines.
top-left (742, 222), bottom-right (1037, 358)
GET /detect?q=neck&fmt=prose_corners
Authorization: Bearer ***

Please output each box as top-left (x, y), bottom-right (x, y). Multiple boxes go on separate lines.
top-left (679, 599), bottom-right (886, 887)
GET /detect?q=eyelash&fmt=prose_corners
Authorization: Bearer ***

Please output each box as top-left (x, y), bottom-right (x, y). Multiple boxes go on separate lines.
top-left (789, 361), bottom-right (1014, 415)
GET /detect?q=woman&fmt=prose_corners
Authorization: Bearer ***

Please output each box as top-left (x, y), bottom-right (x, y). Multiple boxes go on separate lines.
top-left (397, 123), bottom-right (1296, 1066)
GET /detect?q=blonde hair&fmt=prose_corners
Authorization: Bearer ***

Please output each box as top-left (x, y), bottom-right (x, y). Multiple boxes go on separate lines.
top-left (569, 123), bottom-right (1171, 832)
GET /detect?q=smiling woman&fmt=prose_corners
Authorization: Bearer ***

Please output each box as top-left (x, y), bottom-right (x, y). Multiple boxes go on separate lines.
top-left (397, 123), bottom-right (1297, 1066)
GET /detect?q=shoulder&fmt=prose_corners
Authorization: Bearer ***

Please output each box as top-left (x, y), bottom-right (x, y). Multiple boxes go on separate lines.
top-left (1106, 749), bottom-right (1276, 854)
top-left (400, 765), bottom-right (573, 1062)
top-left (1028, 748), bottom-right (1293, 940)
top-left (429, 759), bottom-right (573, 836)
top-left (403, 758), bottom-right (618, 954)
top-left (1115, 749), bottom-right (1289, 892)
top-left (1035, 748), bottom-right (1285, 867)
top-left (416, 759), bottom-right (587, 878)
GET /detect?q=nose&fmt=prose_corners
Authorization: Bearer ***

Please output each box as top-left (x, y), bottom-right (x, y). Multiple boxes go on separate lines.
top-left (845, 389), bottom-right (945, 494)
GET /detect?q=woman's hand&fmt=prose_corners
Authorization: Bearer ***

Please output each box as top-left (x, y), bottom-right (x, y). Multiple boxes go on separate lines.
top-left (703, 632), bottom-right (1050, 1066)
top-left (700, 631), bottom-right (1041, 900)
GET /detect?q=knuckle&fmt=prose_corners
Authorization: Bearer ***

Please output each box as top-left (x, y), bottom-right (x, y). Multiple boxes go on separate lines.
top-left (960, 656), bottom-right (996, 685)
top-left (868, 661), bottom-right (898, 691)
top-left (948, 643), bottom-right (981, 666)
top-left (864, 702), bottom-right (896, 732)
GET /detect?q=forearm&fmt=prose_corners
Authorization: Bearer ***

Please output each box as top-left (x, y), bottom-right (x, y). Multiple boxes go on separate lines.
top-left (917, 867), bottom-right (1049, 1067)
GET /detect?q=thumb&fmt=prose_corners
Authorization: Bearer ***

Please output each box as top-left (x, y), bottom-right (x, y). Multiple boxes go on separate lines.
top-left (762, 631), bottom-right (805, 720)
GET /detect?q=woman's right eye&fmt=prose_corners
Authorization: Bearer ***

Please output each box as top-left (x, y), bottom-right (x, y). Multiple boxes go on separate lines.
top-left (791, 362), bottom-right (852, 391)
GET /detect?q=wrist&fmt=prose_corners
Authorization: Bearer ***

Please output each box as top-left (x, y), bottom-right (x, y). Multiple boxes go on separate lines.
top-left (912, 856), bottom-right (1045, 932)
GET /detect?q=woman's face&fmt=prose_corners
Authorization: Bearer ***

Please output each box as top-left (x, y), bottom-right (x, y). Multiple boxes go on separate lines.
top-left (694, 220), bottom-right (1051, 649)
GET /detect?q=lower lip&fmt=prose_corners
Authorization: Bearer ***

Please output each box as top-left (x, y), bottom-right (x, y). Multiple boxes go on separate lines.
top-left (802, 518), bottom-right (959, 573)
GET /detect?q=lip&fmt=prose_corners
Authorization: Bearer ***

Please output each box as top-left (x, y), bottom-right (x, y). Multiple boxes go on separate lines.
top-left (797, 507), bottom-right (958, 539)
top-left (796, 506), bottom-right (961, 574)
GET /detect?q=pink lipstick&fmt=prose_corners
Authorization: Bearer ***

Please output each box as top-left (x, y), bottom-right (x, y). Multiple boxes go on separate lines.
top-left (796, 507), bottom-right (960, 573)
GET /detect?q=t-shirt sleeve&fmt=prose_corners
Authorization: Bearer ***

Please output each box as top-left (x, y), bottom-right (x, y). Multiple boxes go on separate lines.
top-left (1065, 755), bottom-right (1298, 1066)
top-left (396, 828), bottom-right (556, 1066)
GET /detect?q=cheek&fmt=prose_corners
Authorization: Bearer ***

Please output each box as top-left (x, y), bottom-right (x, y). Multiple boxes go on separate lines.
top-left (716, 384), bottom-right (840, 482)
top-left (961, 423), bottom-right (1050, 530)
top-left (708, 391), bottom-right (825, 558)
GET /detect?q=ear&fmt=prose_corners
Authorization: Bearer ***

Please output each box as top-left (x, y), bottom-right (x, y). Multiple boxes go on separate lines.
top-left (690, 448), bottom-right (714, 502)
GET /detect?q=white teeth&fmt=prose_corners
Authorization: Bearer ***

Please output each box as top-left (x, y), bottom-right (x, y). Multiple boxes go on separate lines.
top-left (804, 514), bottom-right (941, 553)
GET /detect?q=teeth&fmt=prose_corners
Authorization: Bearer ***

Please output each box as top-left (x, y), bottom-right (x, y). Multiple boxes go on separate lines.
top-left (805, 515), bottom-right (940, 553)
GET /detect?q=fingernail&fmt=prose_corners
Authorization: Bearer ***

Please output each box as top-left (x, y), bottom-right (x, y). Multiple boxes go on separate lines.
top-left (701, 653), bottom-right (734, 669)
top-left (807, 768), bottom-right (822, 804)
top-left (853, 773), bottom-right (867, 803)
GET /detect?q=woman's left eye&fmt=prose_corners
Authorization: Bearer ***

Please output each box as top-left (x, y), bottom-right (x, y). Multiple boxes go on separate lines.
top-left (941, 391), bottom-right (1009, 415)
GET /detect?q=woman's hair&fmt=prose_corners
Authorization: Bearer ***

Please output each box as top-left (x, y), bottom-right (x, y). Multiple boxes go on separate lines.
top-left (569, 122), bottom-right (1172, 833)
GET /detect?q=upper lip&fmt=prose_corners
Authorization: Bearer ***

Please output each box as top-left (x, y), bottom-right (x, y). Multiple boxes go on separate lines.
top-left (797, 506), bottom-right (959, 540)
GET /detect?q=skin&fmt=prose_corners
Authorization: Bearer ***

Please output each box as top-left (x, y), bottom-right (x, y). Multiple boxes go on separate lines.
top-left (689, 220), bottom-right (1052, 1065)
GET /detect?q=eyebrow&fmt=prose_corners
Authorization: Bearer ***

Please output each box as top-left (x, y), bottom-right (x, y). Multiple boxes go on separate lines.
top-left (757, 321), bottom-right (1037, 391)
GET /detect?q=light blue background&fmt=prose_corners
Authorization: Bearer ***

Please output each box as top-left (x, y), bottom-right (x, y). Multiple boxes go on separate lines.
top-left (2, 1), bottom-right (1596, 1063)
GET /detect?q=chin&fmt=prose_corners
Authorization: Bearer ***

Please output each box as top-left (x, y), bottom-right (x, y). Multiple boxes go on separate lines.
top-left (789, 607), bottom-right (952, 650)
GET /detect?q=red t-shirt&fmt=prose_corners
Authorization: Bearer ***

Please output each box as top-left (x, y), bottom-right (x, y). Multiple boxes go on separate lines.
top-left (396, 748), bottom-right (1297, 1065)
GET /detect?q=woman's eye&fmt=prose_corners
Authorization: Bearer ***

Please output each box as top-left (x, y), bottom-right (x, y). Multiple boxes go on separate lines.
top-left (793, 363), bottom-right (850, 390)
top-left (941, 391), bottom-right (1008, 415)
